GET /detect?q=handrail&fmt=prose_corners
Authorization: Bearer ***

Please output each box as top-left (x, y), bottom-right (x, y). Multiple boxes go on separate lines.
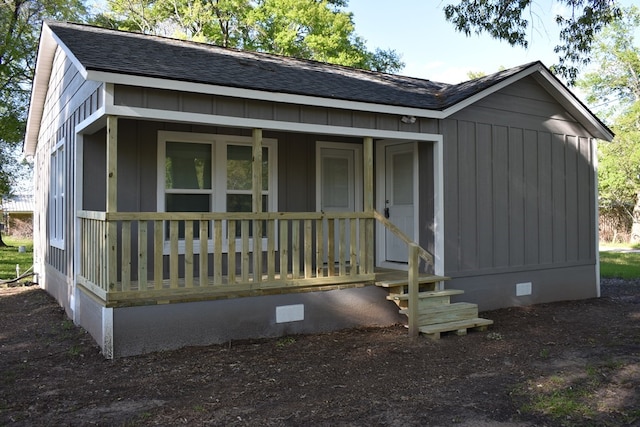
top-left (374, 210), bottom-right (437, 338)
top-left (372, 210), bottom-right (434, 270)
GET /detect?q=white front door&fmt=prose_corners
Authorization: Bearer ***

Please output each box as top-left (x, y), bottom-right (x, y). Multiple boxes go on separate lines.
top-left (378, 142), bottom-right (418, 265)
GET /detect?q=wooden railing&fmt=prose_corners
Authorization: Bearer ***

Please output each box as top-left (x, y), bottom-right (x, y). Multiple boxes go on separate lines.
top-left (77, 211), bottom-right (375, 305)
top-left (373, 210), bottom-right (436, 337)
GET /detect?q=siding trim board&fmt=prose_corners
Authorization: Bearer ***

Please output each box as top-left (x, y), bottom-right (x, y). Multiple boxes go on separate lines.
top-left (105, 104), bottom-right (443, 142)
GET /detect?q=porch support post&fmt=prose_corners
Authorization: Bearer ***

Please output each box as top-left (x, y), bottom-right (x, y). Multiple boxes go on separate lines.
top-left (252, 128), bottom-right (263, 281)
top-left (106, 116), bottom-right (118, 291)
top-left (106, 116), bottom-right (118, 212)
top-left (252, 128), bottom-right (263, 213)
top-left (363, 137), bottom-right (374, 273)
top-left (363, 137), bottom-right (374, 212)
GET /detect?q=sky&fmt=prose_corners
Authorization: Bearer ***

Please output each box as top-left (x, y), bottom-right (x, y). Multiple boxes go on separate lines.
top-left (346, 0), bottom-right (635, 85)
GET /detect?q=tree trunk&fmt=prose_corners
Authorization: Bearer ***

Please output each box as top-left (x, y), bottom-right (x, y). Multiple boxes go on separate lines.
top-left (630, 190), bottom-right (640, 244)
top-left (0, 232), bottom-right (7, 247)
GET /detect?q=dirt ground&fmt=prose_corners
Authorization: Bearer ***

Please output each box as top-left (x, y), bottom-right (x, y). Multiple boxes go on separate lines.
top-left (1, 280), bottom-right (639, 427)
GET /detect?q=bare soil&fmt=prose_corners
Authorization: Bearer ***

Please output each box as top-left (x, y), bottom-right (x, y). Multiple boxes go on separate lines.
top-left (1, 280), bottom-right (639, 426)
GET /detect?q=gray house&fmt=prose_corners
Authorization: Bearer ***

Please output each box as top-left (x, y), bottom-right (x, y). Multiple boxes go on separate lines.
top-left (25, 21), bottom-right (612, 358)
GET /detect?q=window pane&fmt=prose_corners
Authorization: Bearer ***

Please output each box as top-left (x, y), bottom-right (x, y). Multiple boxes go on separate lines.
top-left (165, 194), bottom-right (210, 239)
top-left (393, 152), bottom-right (413, 204)
top-left (227, 146), bottom-right (269, 191)
top-left (166, 142), bottom-right (211, 190)
top-left (227, 194), bottom-right (268, 237)
top-left (322, 157), bottom-right (350, 209)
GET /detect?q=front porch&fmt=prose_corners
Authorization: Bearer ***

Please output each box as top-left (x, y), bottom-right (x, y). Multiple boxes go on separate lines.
top-left (77, 209), bottom-right (434, 303)
top-left (76, 207), bottom-right (494, 344)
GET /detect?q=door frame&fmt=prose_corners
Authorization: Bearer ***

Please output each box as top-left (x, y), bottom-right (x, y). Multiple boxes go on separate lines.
top-left (375, 140), bottom-right (420, 270)
top-left (315, 141), bottom-right (363, 213)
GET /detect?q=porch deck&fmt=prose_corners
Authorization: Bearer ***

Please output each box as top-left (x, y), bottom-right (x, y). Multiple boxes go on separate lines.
top-left (75, 209), bottom-right (483, 338)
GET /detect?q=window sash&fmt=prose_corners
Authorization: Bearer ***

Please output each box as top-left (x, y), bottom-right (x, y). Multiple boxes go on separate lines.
top-left (157, 131), bottom-right (277, 252)
top-left (50, 140), bottom-right (66, 249)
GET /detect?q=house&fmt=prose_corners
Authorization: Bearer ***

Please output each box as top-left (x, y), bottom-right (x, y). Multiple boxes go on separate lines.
top-left (25, 21), bottom-right (613, 358)
top-left (1, 194), bottom-right (34, 236)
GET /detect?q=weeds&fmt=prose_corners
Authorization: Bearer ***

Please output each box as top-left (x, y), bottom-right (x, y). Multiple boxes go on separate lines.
top-left (276, 336), bottom-right (296, 347)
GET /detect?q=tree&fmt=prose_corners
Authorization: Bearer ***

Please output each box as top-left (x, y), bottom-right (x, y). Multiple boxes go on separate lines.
top-left (576, 6), bottom-right (640, 242)
top-left (0, 0), bottom-right (87, 246)
top-left (95, 0), bottom-right (404, 73)
top-left (443, 0), bottom-right (622, 84)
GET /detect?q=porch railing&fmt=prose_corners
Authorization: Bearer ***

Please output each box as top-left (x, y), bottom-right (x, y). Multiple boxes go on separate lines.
top-left (77, 211), bottom-right (375, 305)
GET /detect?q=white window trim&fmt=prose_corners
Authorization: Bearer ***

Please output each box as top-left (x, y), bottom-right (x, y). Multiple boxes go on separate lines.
top-left (157, 131), bottom-right (278, 254)
top-left (50, 137), bottom-right (66, 249)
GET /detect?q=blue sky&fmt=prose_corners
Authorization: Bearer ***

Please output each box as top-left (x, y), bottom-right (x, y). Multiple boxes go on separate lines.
top-left (347, 0), bottom-right (635, 85)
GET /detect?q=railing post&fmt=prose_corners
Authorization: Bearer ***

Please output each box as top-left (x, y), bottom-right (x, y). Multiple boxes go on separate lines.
top-left (106, 116), bottom-right (118, 291)
top-left (408, 243), bottom-right (419, 338)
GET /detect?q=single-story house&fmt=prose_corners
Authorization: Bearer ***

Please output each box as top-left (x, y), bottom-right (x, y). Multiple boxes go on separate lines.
top-left (25, 21), bottom-right (613, 358)
top-left (1, 194), bottom-right (34, 235)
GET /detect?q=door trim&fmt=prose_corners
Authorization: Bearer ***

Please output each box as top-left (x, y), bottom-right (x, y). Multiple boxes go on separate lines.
top-left (315, 141), bottom-right (363, 212)
top-left (376, 140), bottom-right (419, 270)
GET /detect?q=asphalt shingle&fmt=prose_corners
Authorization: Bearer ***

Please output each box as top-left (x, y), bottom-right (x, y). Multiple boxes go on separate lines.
top-left (46, 21), bottom-right (539, 111)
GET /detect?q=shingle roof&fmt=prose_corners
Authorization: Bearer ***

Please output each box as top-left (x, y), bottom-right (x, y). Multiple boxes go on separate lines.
top-left (46, 21), bottom-right (537, 111)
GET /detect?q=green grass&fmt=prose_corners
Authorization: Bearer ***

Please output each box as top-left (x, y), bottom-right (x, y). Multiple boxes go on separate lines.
top-left (0, 236), bottom-right (34, 281)
top-left (599, 250), bottom-right (640, 279)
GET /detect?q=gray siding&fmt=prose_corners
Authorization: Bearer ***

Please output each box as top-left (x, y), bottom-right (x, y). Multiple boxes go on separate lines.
top-left (113, 84), bottom-right (439, 133)
top-left (32, 46), bottom-right (102, 280)
top-left (441, 77), bottom-right (597, 306)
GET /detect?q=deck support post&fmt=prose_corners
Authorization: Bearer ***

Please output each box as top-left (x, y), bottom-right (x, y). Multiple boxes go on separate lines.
top-left (408, 243), bottom-right (419, 338)
top-left (106, 116), bottom-right (118, 292)
top-left (252, 129), bottom-right (263, 281)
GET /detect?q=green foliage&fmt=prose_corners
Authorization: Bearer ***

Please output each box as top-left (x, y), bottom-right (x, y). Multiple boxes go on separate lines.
top-left (577, 7), bottom-right (640, 234)
top-left (94, 0), bottom-right (404, 73)
top-left (443, 0), bottom-right (622, 84)
top-left (599, 251), bottom-right (640, 279)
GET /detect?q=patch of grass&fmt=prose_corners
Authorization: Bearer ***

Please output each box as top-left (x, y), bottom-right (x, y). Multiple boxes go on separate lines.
top-left (67, 345), bottom-right (82, 357)
top-left (599, 251), bottom-right (640, 279)
top-left (276, 336), bottom-right (296, 347)
top-left (517, 360), bottom-right (635, 425)
top-left (519, 375), bottom-right (596, 425)
top-left (0, 237), bottom-right (33, 281)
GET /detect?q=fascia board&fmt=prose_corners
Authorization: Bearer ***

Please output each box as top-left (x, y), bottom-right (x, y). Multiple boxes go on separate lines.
top-left (24, 24), bottom-right (56, 156)
top-left (24, 23), bottom-right (91, 156)
top-left (531, 71), bottom-right (614, 141)
top-left (440, 63), bottom-right (614, 141)
top-left (106, 104), bottom-right (443, 142)
top-left (87, 70), bottom-right (447, 120)
top-left (440, 65), bottom-right (541, 118)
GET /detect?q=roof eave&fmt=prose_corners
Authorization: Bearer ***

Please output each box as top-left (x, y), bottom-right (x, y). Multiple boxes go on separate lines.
top-left (24, 22), bottom-right (90, 156)
top-left (87, 69), bottom-right (448, 121)
top-left (440, 62), bottom-right (614, 141)
top-left (24, 24), bottom-right (56, 156)
top-left (531, 70), bottom-right (614, 141)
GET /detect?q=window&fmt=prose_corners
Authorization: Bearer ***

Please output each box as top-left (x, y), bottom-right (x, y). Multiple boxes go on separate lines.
top-left (50, 138), bottom-right (66, 249)
top-left (158, 131), bottom-right (277, 249)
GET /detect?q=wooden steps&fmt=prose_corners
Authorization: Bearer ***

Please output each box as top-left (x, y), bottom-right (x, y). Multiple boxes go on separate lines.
top-left (375, 271), bottom-right (493, 339)
top-left (419, 318), bottom-right (494, 340)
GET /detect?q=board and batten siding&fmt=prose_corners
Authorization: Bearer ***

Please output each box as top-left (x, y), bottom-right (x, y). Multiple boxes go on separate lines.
top-left (112, 84), bottom-right (439, 134)
top-left (32, 45), bottom-right (102, 285)
top-left (441, 76), bottom-right (596, 283)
